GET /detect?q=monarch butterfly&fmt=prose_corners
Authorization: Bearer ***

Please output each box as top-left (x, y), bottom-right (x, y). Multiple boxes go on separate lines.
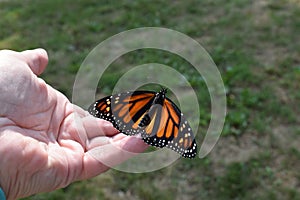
top-left (88, 88), bottom-right (197, 158)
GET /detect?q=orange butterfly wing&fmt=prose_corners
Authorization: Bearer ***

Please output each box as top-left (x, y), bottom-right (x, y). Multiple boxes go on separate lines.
top-left (141, 97), bottom-right (197, 157)
top-left (88, 91), bottom-right (156, 135)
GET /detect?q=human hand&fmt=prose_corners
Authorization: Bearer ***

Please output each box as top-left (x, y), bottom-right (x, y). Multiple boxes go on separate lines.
top-left (0, 49), bottom-right (148, 200)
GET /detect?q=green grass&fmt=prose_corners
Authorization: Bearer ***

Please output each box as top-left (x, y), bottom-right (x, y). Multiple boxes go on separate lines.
top-left (1, 0), bottom-right (300, 199)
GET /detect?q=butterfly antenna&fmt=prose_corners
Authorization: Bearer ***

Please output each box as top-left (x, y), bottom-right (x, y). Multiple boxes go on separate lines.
top-left (160, 86), bottom-right (168, 94)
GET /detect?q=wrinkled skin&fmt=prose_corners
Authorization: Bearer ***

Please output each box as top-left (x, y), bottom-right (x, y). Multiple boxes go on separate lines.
top-left (0, 49), bottom-right (148, 200)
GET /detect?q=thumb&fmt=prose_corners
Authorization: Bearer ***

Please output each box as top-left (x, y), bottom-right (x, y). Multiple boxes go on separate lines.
top-left (20, 48), bottom-right (49, 75)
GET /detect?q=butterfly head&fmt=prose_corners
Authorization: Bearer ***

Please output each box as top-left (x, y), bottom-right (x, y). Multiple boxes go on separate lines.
top-left (154, 88), bottom-right (168, 105)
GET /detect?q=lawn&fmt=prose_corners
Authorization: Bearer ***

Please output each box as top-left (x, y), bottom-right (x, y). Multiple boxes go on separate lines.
top-left (1, 0), bottom-right (300, 199)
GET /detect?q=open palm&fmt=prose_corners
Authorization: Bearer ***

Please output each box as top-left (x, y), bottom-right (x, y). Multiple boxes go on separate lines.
top-left (0, 49), bottom-right (148, 200)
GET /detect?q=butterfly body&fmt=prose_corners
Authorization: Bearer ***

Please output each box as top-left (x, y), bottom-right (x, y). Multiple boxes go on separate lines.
top-left (88, 89), bottom-right (197, 158)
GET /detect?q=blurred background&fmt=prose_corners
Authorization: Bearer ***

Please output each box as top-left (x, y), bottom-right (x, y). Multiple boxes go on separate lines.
top-left (1, 0), bottom-right (300, 199)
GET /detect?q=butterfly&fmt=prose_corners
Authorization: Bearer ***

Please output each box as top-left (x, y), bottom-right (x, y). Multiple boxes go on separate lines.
top-left (88, 88), bottom-right (197, 158)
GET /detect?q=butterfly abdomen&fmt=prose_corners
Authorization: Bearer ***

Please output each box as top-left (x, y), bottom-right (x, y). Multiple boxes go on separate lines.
top-left (139, 114), bottom-right (151, 127)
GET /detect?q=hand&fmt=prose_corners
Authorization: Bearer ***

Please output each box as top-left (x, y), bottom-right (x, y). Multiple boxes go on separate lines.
top-left (0, 49), bottom-right (148, 200)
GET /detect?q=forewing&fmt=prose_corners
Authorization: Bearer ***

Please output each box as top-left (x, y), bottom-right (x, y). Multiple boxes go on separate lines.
top-left (88, 91), bottom-right (156, 135)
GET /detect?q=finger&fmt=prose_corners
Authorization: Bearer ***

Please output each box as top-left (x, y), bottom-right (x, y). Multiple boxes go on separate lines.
top-left (81, 135), bottom-right (148, 179)
top-left (20, 48), bottom-right (48, 75)
top-left (82, 115), bottom-right (118, 139)
top-left (86, 132), bottom-right (140, 149)
top-left (112, 134), bottom-right (148, 154)
top-left (71, 104), bottom-right (118, 138)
